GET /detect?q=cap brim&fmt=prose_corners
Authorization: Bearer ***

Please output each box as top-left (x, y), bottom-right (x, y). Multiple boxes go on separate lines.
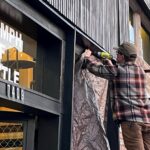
top-left (113, 47), bottom-right (122, 53)
top-left (113, 47), bottom-right (120, 51)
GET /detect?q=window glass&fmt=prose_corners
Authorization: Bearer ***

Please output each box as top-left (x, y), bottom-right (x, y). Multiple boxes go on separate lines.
top-left (0, 20), bottom-right (37, 89)
top-left (129, 9), bottom-right (135, 44)
top-left (141, 26), bottom-right (150, 64)
top-left (0, 1), bottom-right (62, 99)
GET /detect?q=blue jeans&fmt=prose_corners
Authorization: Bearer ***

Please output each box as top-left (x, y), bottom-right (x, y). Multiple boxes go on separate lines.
top-left (121, 122), bottom-right (150, 150)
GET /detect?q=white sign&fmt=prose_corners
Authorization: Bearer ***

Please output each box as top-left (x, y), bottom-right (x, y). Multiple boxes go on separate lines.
top-left (6, 84), bottom-right (24, 102)
top-left (0, 21), bottom-right (23, 53)
top-left (0, 64), bottom-right (19, 84)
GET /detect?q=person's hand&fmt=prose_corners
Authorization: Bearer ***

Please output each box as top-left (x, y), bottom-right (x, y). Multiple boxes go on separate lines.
top-left (103, 59), bottom-right (113, 66)
top-left (82, 49), bottom-right (103, 65)
top-left (81, 49), bottom-right (92, 59)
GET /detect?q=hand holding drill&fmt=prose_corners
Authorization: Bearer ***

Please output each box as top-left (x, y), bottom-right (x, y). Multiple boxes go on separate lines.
top-left (82, 49), bottom-right (114, 66)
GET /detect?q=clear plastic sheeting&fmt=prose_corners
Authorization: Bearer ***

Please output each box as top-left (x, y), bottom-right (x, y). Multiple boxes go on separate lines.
top-left (72, 60), bottom-right (110, 150)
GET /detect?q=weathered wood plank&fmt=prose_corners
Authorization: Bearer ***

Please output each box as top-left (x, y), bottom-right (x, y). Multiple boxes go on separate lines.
top-left (119, 0), bottom-right (129, 44)
top-left (44, 0), bottom-right (150, 53)
top-left (44, 0), bottom-right (119, 51)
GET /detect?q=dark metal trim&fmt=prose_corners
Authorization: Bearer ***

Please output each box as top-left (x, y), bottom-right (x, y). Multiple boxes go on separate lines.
top-left (59, 29), bottom-right (76, 150)
top-left (33, 0), bottom-right (110, 55)
top-left (5, 0), bottom-right (65, 40)
top-left (75, 29), bottom-right (117, 63)
top-left (76, 29), bottom-right (107, 52)
top-left (38, 0), bottom-right (75, 29)
top-left (0, 79), bottom-right (61, 115)
top-left (25, 118), bottom-right (36, 150)
top-left (0, 111), bottom-right (33, 121)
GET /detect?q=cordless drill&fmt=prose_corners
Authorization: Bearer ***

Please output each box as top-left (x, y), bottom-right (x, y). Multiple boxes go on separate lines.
top-left (92, 51), bottom-right (116, 64)
top-left (92, 51), bottom-right (112, 60)
top-left (81, 50), bottom-right (114, 69)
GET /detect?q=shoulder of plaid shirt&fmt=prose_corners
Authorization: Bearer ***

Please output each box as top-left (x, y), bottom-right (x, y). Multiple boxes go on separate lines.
top-left (84, 59), bottom-right (150, 123)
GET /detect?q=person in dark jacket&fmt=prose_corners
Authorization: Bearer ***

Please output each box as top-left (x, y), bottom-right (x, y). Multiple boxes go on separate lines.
top-left (82, 42), bottom-right (150, 150)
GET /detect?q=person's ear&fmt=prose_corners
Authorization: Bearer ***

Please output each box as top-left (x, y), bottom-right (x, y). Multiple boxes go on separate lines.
top-left (122, 55), bottom-right (125, 60)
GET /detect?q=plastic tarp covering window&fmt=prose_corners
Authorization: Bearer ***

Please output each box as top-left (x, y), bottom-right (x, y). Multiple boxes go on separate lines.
top-left (72, 60), bottom-right (110, 150)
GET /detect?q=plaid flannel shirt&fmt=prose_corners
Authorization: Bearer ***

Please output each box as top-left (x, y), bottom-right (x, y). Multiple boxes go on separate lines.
top-left (87, 61), bottom-right (150, 123)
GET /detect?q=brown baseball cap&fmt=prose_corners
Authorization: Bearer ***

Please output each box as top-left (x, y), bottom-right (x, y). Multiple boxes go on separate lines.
top-left (114, 42), bottom-right (137, 58)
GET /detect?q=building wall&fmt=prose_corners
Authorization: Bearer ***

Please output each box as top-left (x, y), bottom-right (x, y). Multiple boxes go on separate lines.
top-left (45, 0), bottom-right (129, 51)
top-left (43, 1), bottom-right (150, 150)
top-left (45, 1), bottom-right (150, 150)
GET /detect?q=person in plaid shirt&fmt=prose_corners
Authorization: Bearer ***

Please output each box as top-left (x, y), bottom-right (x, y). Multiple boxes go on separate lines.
top-left (82, 42), bottom-right (150, 150)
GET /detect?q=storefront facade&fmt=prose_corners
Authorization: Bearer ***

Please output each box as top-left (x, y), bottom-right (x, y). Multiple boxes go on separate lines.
top-left (0, 0), bottom-right (99, 150)
top-left (0, 0), bottom-right (70, 149)
top-left (0, 0), bottom-right (149, 150)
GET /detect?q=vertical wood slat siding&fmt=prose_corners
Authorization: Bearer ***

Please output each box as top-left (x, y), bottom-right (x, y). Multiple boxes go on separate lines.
top-left (45, 0), bottom-right (129, 51)
top-left (119, 0), bottom-right (129, 44)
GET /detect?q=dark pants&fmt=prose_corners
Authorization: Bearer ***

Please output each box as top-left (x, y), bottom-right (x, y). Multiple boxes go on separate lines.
top-left (121, 122), bottom-right (150, 150)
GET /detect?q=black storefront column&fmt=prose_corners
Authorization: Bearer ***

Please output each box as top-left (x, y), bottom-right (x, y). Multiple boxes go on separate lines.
top-left (59, 29), bottom-right (76, 150)
top-left (106, 85), bottom-right (120, 150)
top-left (24, 117), bottom-right (36, 150)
